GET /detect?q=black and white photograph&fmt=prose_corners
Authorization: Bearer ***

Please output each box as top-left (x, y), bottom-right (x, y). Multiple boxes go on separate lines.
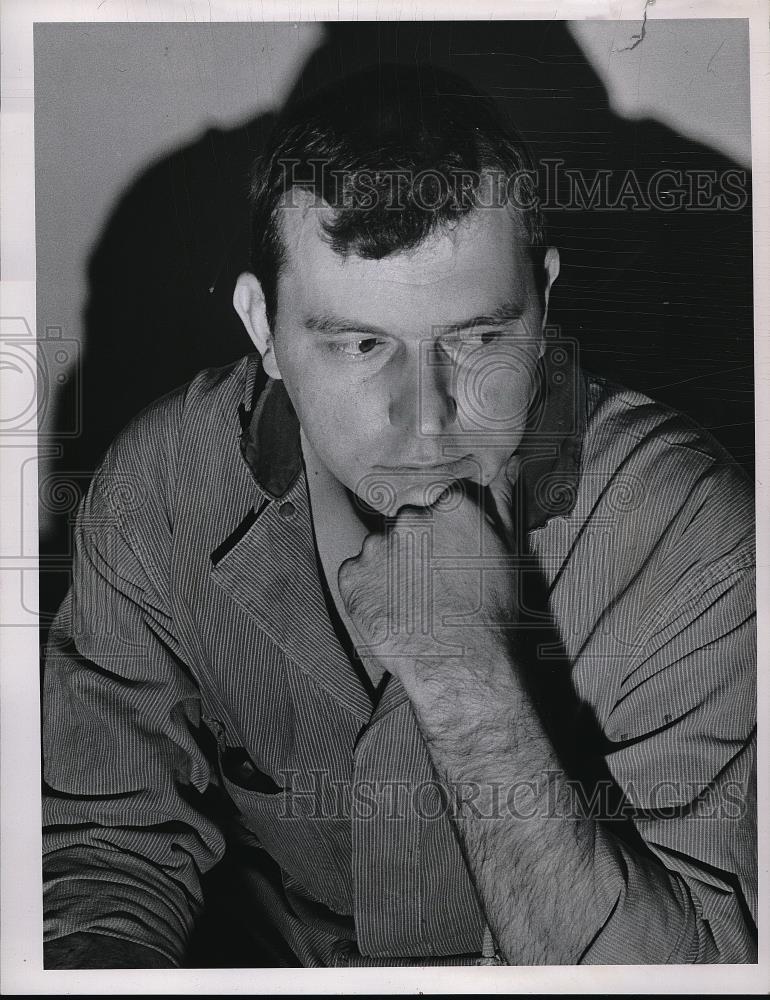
top-left (1, 1), bottom-right (768, 993)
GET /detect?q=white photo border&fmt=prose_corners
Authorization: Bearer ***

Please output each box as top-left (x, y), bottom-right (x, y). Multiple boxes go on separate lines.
top-left (1, 0), bottom-right (767, 993)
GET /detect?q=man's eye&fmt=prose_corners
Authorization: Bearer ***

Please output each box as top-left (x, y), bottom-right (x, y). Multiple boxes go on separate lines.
top-left (336, 337), bottom-right (382, 357)
top-left (440, 330), bottom-right (499, 353)
top-left (470, 330), bottom-right (499, 346)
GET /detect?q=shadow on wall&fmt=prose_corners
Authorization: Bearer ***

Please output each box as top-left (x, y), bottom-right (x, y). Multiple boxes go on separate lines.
top-left (40, 20), bottom-right (754, 631)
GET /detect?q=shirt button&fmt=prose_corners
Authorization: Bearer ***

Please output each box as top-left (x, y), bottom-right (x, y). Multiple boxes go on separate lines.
top-left (278, 501), bottom-right (296, 519)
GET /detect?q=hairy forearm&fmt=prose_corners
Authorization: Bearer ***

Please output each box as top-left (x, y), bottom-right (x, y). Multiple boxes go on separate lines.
top-left (412, 651), bottom-right (754, 964)
top-left (405, 653), bottom-right (612, 964)
top-left (403, 647), bottom-right (757, 965)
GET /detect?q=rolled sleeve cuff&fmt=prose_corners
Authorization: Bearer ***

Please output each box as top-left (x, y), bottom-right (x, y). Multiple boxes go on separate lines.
top-left (580, 824), bottom-right (701, 965)
top-left (43, 847), bottom-right (199, 966)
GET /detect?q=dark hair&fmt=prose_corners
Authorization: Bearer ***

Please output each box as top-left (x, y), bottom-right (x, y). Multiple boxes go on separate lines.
top-left (248, 63), bottom-right (546, 329)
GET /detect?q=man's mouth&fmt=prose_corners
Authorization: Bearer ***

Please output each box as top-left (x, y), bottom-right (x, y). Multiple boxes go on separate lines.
top-left (352, 459), bottom-right (472, 515)
top-left (374, 455), bottom-right (476, 475)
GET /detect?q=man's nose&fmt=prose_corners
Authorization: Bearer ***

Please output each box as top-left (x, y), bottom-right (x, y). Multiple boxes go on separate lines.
top-left (387, 345), bottom-right (458, 437)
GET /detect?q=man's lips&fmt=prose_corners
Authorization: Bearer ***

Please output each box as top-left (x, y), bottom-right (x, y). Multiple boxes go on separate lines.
top-left (354, 456), bottom-right (487, 514)
top-left (372, 456), bottom-right (475, 474)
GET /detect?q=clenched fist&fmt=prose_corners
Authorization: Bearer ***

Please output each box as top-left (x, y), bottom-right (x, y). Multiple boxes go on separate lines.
top-left (338, 456), bottom-right (522, 687)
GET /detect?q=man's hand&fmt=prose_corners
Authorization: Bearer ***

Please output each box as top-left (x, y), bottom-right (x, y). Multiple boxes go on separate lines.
top-left (338, 455), bottom-right (522, 702)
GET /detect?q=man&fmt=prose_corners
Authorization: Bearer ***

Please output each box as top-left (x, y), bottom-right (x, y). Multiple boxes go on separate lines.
top-left (42, 64), bottom-right (756, 968)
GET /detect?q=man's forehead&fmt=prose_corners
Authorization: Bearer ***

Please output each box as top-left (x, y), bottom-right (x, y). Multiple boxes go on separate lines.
top-left (276, 188), bottom-right (529, 288)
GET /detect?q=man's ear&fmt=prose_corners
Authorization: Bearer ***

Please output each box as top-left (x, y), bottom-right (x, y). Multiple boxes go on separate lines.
top-left (233, 272), bottom-right (282, 380)
top-left (541, 246), bottom-right (560, 329)
top-left (533, 246), bottom-right (560, 361)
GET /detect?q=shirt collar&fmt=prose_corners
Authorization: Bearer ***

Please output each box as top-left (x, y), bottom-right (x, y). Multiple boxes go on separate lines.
top-left (238, 336), bottom-right (587, 531)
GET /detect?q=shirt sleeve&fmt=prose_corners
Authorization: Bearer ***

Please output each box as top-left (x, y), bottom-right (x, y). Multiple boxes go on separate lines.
top-left (578, 458), bottom-right (756, 964)
top-left (42, 405), bottom-right (227, 966)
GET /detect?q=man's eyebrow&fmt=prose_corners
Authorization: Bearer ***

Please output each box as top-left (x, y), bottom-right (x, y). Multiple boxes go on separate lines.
top-left (303, 313), bottom-right (388, 337)
top-left (302, 300), bottom-right (524, 336)
top-left (446, 300), bottom-right (525, 330)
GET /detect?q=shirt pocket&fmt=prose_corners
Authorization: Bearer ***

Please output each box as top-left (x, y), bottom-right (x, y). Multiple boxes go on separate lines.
top-left (205, 716), bottom-right (353, 912)
top-left (207, 713), bottom-right (288, 805)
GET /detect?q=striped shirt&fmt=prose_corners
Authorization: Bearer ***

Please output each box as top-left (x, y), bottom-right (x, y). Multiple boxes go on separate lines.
top-left (42, 349), bottom-right (756, 966)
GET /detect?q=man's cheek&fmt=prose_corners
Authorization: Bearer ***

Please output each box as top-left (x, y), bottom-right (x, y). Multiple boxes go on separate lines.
top-left (457, 369), bottom-right (533, 437)
top-left (293, 384), bottom-right (348, 436)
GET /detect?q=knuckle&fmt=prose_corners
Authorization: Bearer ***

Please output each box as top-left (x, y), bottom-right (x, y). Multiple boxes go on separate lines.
top-left (337, 557), bottom-right (356, 591)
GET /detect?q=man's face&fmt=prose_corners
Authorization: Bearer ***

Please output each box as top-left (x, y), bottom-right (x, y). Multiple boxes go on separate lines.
top-left (269, 197), bottom-right (549, 515)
